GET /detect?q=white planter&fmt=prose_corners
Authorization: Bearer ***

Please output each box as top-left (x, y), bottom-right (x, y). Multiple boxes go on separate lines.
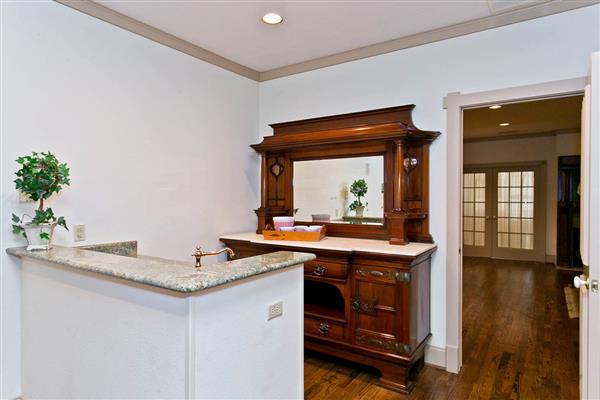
top-left (355, 206), bottom-right (365, 218)
top-left (23, 222), bottom-right (56, 251)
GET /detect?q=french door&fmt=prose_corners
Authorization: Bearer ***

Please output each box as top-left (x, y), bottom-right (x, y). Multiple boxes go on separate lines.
top-left (463, 164), bottom-right (545, 262)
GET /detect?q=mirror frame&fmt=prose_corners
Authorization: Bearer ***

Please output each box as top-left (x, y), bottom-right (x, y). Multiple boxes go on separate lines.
top-left (251, 105), bottom-right (440, 245)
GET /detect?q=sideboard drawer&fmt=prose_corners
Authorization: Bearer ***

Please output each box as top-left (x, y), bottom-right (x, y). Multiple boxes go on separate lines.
top-left (304, 316), bottom-right (346, 340)
top-left (304, 259), bottom-right (348, 279)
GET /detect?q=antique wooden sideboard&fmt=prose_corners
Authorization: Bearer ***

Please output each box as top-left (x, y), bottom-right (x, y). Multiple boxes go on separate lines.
top-left (221, 105), bottom-right (441, 393)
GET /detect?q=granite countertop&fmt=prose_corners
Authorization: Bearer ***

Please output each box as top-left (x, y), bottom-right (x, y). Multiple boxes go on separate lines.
top-left (6, 245), bottom-right (315, 293)
top-left (220, 232), bottom-right (437, 257)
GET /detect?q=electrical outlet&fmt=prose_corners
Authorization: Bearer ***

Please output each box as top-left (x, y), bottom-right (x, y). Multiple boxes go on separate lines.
top-left (268, 301), bottom-right (283, 320)
top-left (73, 224), bottom-right (85, 242)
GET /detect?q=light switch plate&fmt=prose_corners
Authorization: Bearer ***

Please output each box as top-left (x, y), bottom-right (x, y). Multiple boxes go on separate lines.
top-left (74, 224), bottom-right (85, 242)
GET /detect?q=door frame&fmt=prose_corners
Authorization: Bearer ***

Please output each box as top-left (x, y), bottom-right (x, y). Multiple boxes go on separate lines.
top-left (444, 76), bottom-right (586, 374)
top-left (464, 162), bottom-right (546, 262)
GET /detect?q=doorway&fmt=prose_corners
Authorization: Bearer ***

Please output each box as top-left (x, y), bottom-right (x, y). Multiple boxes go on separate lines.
top-left (444, 77), bottom-right (587, 375)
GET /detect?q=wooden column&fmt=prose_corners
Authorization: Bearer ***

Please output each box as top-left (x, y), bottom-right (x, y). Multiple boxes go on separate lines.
top-left (385, 140), bottom-right (409, 245)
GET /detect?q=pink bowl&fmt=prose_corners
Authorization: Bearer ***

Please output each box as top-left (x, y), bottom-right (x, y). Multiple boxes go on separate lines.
top-left (272, 216), bottom-right (294, 231)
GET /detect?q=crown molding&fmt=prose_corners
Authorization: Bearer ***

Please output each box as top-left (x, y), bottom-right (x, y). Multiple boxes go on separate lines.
top-left (259, 0), bottom-right (599, 81)
top-left (55, 0), bottom-right (598, 83)
top-left (55, 0), bottom-right (260, 81)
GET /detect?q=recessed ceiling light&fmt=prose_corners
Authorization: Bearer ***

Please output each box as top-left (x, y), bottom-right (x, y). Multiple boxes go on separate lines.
top-left (499, 122), bottom-right (510, 127)
top-left (489, 105), bottom-right (502, 109)
top-left (262, 13), bottom-right (283, 25)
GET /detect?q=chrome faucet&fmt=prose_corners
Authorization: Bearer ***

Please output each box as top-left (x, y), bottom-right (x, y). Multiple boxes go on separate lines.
top-left (192, 246), bottom-right (235, 270)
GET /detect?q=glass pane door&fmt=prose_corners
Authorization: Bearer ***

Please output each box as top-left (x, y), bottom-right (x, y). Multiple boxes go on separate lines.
top-left (463, 165), bottom-right (545, 262)
top-left (496, 171), bottom-right (535, 250)
top-left (463, 171), bottom-right (491, 257)
top-left (492, 166), bottom-right (545, 262)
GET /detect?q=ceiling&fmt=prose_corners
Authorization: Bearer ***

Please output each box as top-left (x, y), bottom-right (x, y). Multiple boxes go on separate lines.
top-left (95, 0), bottom-right (553, 72)
top-left (463, 95), bottom-right (583, 140)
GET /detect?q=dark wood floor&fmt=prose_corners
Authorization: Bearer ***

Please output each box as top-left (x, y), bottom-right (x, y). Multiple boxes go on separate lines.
top-left (305, 257), bottom-right (580, 399)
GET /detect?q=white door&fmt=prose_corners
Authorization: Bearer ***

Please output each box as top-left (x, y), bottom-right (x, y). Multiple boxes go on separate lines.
top-left (577, 52), bottom-right (599, 400)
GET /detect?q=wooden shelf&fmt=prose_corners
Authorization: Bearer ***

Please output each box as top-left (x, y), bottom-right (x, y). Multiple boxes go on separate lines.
top-left (305, 303), bottom-right (346, 323)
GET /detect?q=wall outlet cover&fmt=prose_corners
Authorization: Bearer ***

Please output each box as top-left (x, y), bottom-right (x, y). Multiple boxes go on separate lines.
top-left (74, 224), bottom-right (86, 242)
top-left (268, 301), bottom-right (283, 320)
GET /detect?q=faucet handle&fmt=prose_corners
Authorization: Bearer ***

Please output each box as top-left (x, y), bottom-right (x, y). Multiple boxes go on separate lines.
top-left (192, 246), bottom-right (204, 270)
top-left (191, 246), bottom-right (235, 271)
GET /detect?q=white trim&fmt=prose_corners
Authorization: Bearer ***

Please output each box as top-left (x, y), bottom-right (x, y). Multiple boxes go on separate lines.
top-left (445, 345), bottom-right (461, 374)
top-left (185, 297), bottom-right (196, 399)
top-left (424, 344), bottom-right (446, 368)
top-left (444, 76), bottom-right (586, 374)
top-left (54, 0), bottom-right (598, 82)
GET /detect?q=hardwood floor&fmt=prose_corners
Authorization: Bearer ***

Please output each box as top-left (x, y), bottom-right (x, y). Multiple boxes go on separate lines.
top-left (305, 257), bottom-right (580, 399)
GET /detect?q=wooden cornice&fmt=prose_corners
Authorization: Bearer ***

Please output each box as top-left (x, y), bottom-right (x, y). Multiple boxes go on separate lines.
top-left (252, 105), bottom-right (441, 153)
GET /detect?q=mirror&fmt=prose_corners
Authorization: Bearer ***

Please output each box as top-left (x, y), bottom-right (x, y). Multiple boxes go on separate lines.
top-left (293, 155), bottom-right (384, 225)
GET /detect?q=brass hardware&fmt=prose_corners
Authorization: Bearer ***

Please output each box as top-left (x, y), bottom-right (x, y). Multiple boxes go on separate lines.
top-left (318, 322), bottom-right (330, 335)
top-left (351, 296), bottom-right (378, 315)
top-left (356, 267), bottom-right (410, 282)
top-left (356, 335), bottom-right (411, 354)
top-left (192, 246), bottom-right (235, 271)
top-left (270, 161), bottom-right (284, 177)
top-left (396, 271), bottom-right (411, 282)
top-left (313, 265), bottom-right (327, 276)
top-left (403, 157), bottom-right (419, 173)
top-left (592, 279), bottom-right (599, 293)
top-left (351, 297), bottom-right (361, 312)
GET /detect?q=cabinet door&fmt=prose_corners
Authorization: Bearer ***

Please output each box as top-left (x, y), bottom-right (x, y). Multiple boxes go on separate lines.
top-left (351, 264), bottom-right (410, 355)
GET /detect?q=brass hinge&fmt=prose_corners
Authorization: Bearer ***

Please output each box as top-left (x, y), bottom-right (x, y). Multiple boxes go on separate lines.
top-left (356, 335), bottom-right (411, 354)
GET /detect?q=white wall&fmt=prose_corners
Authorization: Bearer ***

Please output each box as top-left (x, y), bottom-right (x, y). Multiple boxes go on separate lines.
top-left (464, 132), bottom-right (581, 259)
top-left (2, 3), bottom-right (599, 395)
top-left (294, 156), bottom-right (384, 221)
top-left (259, 5), bottom-right (599, 352)
top-left (0, 2), bottom-right (258, 398)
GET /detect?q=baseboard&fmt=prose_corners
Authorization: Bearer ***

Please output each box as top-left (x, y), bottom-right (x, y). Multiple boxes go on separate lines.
top-left (424, 344), bottom-right (446, 368)
top-left (545, 254), bottom-right (556, 264)
top-left (445, 344), bottom-right (461, 374)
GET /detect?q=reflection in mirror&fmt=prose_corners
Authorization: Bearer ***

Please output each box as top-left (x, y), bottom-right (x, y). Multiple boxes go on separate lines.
top-left (293, 156), bottom-right (384, 225)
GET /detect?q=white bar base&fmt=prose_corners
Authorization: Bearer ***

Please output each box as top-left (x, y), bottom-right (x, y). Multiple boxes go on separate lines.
top-left (21, 259), bottom-right (304, 399)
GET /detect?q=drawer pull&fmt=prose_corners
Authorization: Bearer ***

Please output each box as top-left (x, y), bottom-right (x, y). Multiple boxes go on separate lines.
top-left (356, 267), bottom-right (411, 282)
top-left (318, 322), bottom-right (330, 335)
top-left (313, 265), bottom-right (327, 276)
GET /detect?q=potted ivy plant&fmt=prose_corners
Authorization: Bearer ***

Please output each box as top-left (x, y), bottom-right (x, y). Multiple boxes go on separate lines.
top-left (11, 151), bottom-right (70, 250)
top-left (348, 179), bottom-right (368, 218)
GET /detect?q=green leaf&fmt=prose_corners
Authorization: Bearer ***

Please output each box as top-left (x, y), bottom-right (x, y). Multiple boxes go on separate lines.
top-left (39, 232), bottom-right (50, 240)
top-left (13, 151), bottom-right (70, 203)
top-left (12, 213), bottom-right (21, 223)
top-left (56, 216), bottom-right (68, 231)
top-left (12, 224), bottom-right (24, 235)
